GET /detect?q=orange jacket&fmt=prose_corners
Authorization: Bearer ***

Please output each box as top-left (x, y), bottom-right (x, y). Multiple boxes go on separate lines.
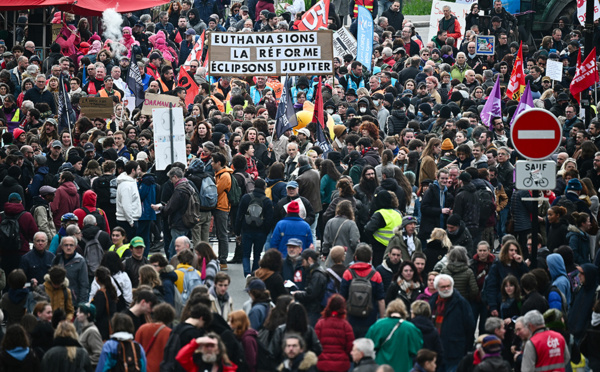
top-left (215, 167), bottom-right (233, 212)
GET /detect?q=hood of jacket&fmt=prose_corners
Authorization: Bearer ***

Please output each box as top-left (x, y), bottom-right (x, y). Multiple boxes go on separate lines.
top-left (36, 166), bottom-right (49, 175)
top-left (82, 189), bottom-right (98, 210)
top-left (116, 172), bottom-right (136, 185)
top-left (59, 181), bottom-right (78, 196)
top-left (567, 224), bottom-right (587, 237)
top-left (296, 76), bottom-right (310, 89)
top-left (410, 314), bottom-right (437, 333)
top-left (140, 173), bottom-right (156, 185)
top-left (445, 261), bottom-right (469, 275)
top-left (457, 181), bottom-right (477, 194)
top-left (3, 202), bottom-right (25, 216)
top-left (349, 262), bottom-right (376, 276)
top-left (581, 263), bottom-right (598, 290)
top-left (1, 175), bottom-right (18, 188)
top-left (357, 96), bottom-right (371, 108)
top-left (265, 177), bottom-right (285, 186)
top-left (215, 167), bottom-right (233, 177)
top-left (547, 253), bottom-right (567, 280)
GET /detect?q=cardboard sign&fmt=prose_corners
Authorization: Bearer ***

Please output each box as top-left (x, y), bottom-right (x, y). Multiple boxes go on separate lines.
top-left (546, 59), bottom-right (563, 82)
top-left (428, 0), bottom-right (473, 45)
top-left (208, 31), bottom-right (334, 76)
top-left (79, 97), bottom-right (114, 118)
top-left (141, 93), bottom-right (180, 115)
top-left (333, 27), bottom-right (357, 58)
top-left (476, 35), bottom-right (495, 55)
top-left (51, 24), bottom-right (62, 42)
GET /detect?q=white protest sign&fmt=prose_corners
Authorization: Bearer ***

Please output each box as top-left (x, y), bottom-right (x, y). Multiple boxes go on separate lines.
top-left (142, 93), bottom-right (180, 115)
top-left (428, 0), bottom-right (474, 45)
top-left (333, 27), bottom-right (357, 58)
top-left (152, 107), bottom-right (186, 171)
top-left (545, 59), bottom-right (563, 82)
top-left (208, 31), bottom-right (334, 76)
top-left (577, 0), bottom-right (600, 26)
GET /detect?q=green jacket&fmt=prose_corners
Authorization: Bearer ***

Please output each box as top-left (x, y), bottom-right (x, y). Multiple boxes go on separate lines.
top-left (450, 63), bottom-right (469, 82)
top-left (385, 224), bottom-right (422, 261)
top-left (441, 261), bottom-right (479, 301)
top-left (366, 317), bottom-right (423, 371)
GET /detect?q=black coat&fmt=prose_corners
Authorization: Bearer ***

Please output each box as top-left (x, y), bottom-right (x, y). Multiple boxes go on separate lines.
top-left (0, 176), bottom-right (25, 212)
top-left (419, 181), bottom-right (454, 240)
top-left (0, 349), bottom-right (40, 372)
top-left (386, 109), bottom-right (408, 135)
top-left (293, 263), bottom-right (328, 316)
top-left (409, 315), bottom-right (444, 362)
top-left (375, 178), bottom-right (406, 213)
top-left (520, 290), bottom-right (549, 315)
top-left (234, 189), bottom-right (274, 234)
top-left (546, 218), bottom-right (570, 251)
top-left (452, 182), bottom-right (480, 232)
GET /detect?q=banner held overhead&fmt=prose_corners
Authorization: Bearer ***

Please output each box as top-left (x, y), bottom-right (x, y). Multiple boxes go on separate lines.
top-left (208, 31), bottom-right (334, 76)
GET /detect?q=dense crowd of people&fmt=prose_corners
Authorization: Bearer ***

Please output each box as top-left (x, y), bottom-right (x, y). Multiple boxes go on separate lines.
top-left (0, 0), bottom-right (598, 371)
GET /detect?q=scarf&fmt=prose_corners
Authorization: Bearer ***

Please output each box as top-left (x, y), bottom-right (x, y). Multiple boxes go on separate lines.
top-left (433, 295), bottom-right (447, 332)
top-left (398, 279), bottom-right (420, 295)
top-left (255, 268), bottom-right (275, 281)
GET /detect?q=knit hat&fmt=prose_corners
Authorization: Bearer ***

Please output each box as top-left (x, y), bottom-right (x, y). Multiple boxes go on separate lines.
top-left (333, 124), bottom-right (346, 139)
top-left (481, 335), bottom-right (503, 355)
top-left (77, 303), bottom-right (97, 322)
top-left (566, 178), bottom-right (583, 191)
top-left (439, 105), bottom-right (452, 119)
top-left (543, 308), bottom-right (566, 330)
top-left (33, 155), bottom-right (47, 166)
top-left (458, 172), bottom-right (472, 183)
top-left (68, 154), bottom-right (82, 164)
top-left (419, 103), bottom-right (432, 117)
top-left (447, 214), bottom-right (462, 227)
top-left (13, 128), bottom-right (24, 140)
top-left (401, 216), bottom-right (418, 228)
top-left (8, 192), bottom-right (21, 202)
top-left (287, 200), bottom-right (300, 214)
top-left (441, 138), bottom-right (454, 151)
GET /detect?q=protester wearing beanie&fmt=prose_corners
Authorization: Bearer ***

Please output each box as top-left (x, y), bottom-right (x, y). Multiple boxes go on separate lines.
top-left (270, 200), bottom-right (313, 257)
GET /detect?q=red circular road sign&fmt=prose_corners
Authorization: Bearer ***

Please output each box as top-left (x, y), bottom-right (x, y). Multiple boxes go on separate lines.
top-left (510, 108), bottom-right (562, 160)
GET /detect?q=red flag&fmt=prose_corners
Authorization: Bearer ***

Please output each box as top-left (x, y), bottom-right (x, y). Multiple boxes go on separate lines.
top-left (312, 77), bottom-right (325, 128)
top-left (506, 41), bottom-right (525, 100)
top-left (297, 0), bottom-right (330, 31)
top-left (177, 67), bottom-right (199, 107)
top-left (183, 30), bottom-right (205, 70)
top-left (570, 48), bottom-right (598, 103)
top-left (174, 31), bottom-right (182, 44)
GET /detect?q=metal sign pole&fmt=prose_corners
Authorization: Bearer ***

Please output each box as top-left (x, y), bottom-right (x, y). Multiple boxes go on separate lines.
top-left (169, 103), bottom-right (174, 165)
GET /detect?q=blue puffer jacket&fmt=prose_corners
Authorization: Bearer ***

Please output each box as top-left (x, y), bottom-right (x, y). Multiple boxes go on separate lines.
top-left (28, 166), bottom-right (50, 198)
top-left (547, 253), bottom-right (572, 307)
top-left (270, 215), bottom-right (313, 257)
top-left (566, 224), bottom-right (591, 265)
top-left (138, 173), bottom-right (157, 221)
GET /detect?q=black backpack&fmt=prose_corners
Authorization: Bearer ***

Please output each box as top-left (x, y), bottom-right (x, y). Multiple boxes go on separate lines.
top-left (347, 268), bottom-right (376, 318)
top-left (0, 211), bottom-right (26, 251)
top-left (255, 329), bottom-right (278, 372)
top-left (245, 195), bottom-right (267, 227)
top-left (476, 186), bottom-right (496, 224)
top-left (81, 206), bottom-right (107, 232)
top-left (112, 340), bottom-right (142, 372)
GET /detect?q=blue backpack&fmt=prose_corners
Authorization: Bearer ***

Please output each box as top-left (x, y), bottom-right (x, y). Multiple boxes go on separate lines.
top-left (321, 268), bottom-right (342, 307)
top-left (199, 175), bottom-right (218, 210)
top-left (177, 267), bottom-right (204, 304)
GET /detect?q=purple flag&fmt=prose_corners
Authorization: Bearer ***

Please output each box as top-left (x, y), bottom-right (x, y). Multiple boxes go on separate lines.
top-left (509, 82), bottom-right (534, 127)
top-left (481, 77), bottom-right (502, 129)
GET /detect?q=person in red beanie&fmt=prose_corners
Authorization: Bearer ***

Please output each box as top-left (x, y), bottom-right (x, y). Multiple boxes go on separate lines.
top-left (13, 128), bottom-right (26, 146)
top-left (270, 200), bottom-right (314, 257)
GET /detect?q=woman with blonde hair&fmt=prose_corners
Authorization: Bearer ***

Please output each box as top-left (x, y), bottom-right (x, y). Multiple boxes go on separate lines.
top-left (42, 321), bottom-right (91, 371)
top-left (365, 299), bottom-right (423, 372)
top-left (139, 264), bottom-right (165, 301)
top-left (424, 228), bottom-right (452, 274)
top-left (228, 310), bottom-right (258, 372)
top-left (45, 76), bottom-right (60, 112)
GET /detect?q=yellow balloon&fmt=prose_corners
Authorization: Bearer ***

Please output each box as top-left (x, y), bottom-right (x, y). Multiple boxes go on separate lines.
top-left (293, 110), bottom-right (312, 134)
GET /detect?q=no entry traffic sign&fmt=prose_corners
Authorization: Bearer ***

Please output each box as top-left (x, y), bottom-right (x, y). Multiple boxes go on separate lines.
top-left (510, 108), bottom-right (562, 160)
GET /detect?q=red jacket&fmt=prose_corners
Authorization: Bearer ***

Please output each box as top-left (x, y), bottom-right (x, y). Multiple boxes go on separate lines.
top-left (51, 181), bottom-right (80, 229)
top-left (438, 15), bottom-right (461, 46)
top-left (1, 202), bottom-right (37, 255)
top-left (315, 316), bottom-right (355, 372)
top-left (255, 0), bottom-right (275, 21)
top-left (73, 190), bottom-right (110, 235)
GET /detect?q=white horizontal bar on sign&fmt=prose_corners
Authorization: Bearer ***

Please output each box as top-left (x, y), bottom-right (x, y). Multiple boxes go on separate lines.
top-left (517, 130), bottom-right (555, 139)
top-left (256, 46), bottom-right (322, 60)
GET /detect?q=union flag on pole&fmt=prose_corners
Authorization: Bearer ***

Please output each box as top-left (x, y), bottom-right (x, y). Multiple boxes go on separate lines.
top-left (182, 30), bottom-right (205, 71)
top-left (570, 47), bottom-right (599, 103)
top-left (297, 0), bottom-right (330, 31)
top-left (506, 41), bottom-right (525, 100)
top-left (177, 67), bottom-right (199, 107)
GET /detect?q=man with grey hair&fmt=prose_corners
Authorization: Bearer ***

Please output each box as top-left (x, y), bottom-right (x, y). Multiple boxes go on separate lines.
top-left (466, 41), bottom-right (484, 74)
top-left (20, 231), bottom-right (54, 285)
top-left (439, 5), bottom-right (461, 45)
top-left (152, 166), bottom-right (194, 259)
top-left (522, 310), bottom-right (570, 372)
top-left (351, 338), bottom-right (378, 370)
top-left (429, 273), bottom-right (475, 372)
top-left (80, 214), bottom-right (111, 252)
top-left (155, 11), bottom-right (174, 33)
top-left (169, 236), bottom-right (197, 267)
top-left (10, 55), bottom-right (28, 94)
top-left (296, 154), bottom-right (322, 242)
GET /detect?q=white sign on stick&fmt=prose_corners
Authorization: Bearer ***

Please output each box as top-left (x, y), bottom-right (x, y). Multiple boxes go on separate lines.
top-left (153, 107), bottom-right (186, 171)
top-left (428, 0), bottom-right (474, 45)
top-left (515, 160), bottom-right (556, 190)
top-left (333, 28), bottom-right (357, 58)
top-left (545, 59), bottom-right (563, 82)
